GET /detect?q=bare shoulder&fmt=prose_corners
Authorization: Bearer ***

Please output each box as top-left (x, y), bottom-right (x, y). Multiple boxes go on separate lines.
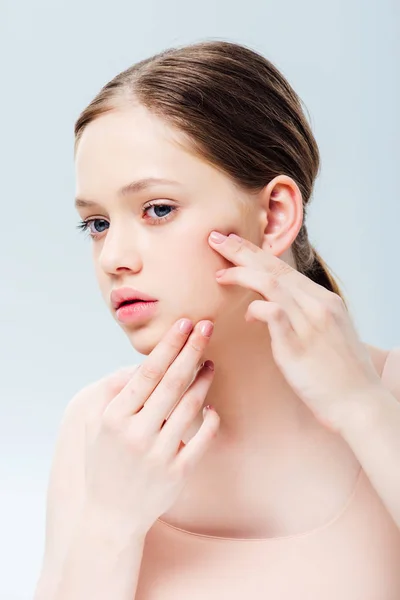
top-left (35, 364), bottom-right (140, 595)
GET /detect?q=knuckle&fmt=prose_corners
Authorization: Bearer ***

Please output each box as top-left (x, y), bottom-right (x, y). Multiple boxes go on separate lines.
top-left (300, 327), bottom-right (316, 348)
top-left (232, 239), bottom-right (245, 254)
top-left (272, 263), bottom-right (292, 279)
top-left (185, 390), bottom-right (204, 412)
top-left (267, 274), bottom-right (280, 290)
top-left (164, 372), bottom-right (186, 392)
top-left (281, 263), bottom-right (293, 276)
top-left (327, 292), bottom-right (344, 312)
top-left (271, 304), bottom-right (286, 320)
top-left (101, 411), bottom-right (122, 433)
top-left (188, 336), bottom-right (203, 353)
top-left (139, 363), bottom-right (163, 382)
top-left (169, 336), bottom-right (186, 352)
top-left (314, 303), bottom-right (335, 326)
top-left (123, 427), bottom-right (150, 454)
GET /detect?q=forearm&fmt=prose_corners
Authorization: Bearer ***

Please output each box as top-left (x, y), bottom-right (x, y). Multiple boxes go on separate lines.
top-left (337, 387), bottom-right (400, 530)
top-left (44, 505), bottom-right (147, 600)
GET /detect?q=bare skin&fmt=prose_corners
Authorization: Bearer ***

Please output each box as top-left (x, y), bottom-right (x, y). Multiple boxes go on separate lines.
top-left (154, 343), bottom-right (390, 538)
top-left (72, 103), bottom-right (392, 539)
top-left (80, 342), bottom-right (388, 539)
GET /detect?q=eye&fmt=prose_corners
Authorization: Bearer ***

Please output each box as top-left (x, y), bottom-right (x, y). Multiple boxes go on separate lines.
top-left (144, 202), bottom-right (176, 223)
top-left (76, 218), bottom-right (109, 240)
top-left (76, 202), bottom-right (178, 240)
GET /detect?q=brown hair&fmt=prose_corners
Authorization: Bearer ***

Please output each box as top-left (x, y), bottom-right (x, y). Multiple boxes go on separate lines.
top-left (74, 39), bottom-right (347, 307)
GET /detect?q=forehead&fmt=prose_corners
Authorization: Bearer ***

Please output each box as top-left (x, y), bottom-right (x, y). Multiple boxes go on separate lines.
top-left (75, 106), bottom-right (194, 180)
top-left (74, 105), bottom-right (250, 216)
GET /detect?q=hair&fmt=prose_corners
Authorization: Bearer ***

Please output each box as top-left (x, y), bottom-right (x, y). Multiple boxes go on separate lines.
top-left (74, 39), bottom-right (347, 308)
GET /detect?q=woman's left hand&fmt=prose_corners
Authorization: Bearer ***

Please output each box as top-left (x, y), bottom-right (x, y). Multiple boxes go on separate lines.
top-left (208, 230), bottom-right (385, 432)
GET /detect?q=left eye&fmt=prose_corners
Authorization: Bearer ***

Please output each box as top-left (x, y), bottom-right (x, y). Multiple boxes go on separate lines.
top-left (145, 203), bottom-right (175, 220)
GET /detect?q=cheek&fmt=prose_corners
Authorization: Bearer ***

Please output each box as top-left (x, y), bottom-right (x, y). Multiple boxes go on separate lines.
top-left (165, 225), bottom-right (246, 297)
top-left (171, 235), bottom-right (228, 279)
top-left (94, 260), bottom-right (105, 283)
top-left (174, 241), bottom-right (246, 313)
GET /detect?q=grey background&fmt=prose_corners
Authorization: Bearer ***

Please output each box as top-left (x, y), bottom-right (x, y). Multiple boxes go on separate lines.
top-left (1, 0), bottom-right (399, 597)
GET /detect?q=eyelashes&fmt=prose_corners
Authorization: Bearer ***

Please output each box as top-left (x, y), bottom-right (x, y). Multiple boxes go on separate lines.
top-left (76, 218), bottom-right (108, 239)
top-left (76, 202), bottom-right (178, 240)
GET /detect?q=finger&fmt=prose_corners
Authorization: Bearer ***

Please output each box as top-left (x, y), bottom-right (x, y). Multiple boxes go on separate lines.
top-left (138, 321), bottom-right (214, 434)
top-left (254, 284), bottom-right (312, 339)
top-left (154, 362), bottom-right (215, 461)
top-left (104, 318), bottom-right (195, 421)
top-left (209, 231), bottom-right (268, 269)
top-left (217, 265), bottom-right (292, 303)
top-left (174, 403), bottom-right (220, 476)
top-left (211, 233), bottom-right (325, 301)
top-left (246, 300), bottom-right (301, 349)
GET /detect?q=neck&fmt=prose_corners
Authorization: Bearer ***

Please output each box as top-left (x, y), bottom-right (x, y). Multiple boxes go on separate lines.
top-left (167, 303), bottom-right (360, 537)
top-left (183, 307), bottom-right (320, 454)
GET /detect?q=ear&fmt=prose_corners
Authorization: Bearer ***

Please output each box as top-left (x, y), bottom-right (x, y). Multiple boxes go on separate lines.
top-left (256, 175), bottom-right (304, 257)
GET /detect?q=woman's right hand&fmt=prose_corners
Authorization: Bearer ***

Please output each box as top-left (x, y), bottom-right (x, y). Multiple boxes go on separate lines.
top-left (84, 318), bottom-right (220, 537)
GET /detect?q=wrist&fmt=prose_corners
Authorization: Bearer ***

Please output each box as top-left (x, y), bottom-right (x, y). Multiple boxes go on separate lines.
top-left (333, 385), bottom-right (391, 440)
top-left (80, 502), bottom-right (149, 547)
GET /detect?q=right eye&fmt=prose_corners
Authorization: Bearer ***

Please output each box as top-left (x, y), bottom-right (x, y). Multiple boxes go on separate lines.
top-left (76, 218), bottom-right (109, 240)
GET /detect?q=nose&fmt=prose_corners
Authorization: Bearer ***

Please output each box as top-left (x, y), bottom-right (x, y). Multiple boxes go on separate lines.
top-left (98, 223), bottom-right (143, 275)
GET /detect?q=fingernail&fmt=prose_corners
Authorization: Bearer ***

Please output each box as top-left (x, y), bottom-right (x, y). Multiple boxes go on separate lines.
top-left (178, 318), bottom-right (193, 334)
top-left (203, 404), bottom-right (214, 417)
top-left (200, 321), bottom-right (214, 337)
top-left (209, 231), bottom-right (227, 243)
top-left (203, 360), bottom-right (214, 371)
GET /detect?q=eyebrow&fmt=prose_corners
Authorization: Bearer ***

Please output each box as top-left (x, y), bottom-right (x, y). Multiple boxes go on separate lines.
top-left (74, 177), bottom-right (182, 209)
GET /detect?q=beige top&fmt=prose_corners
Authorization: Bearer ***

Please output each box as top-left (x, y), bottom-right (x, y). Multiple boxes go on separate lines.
top-left (135, 348), bottom-right (400, 599)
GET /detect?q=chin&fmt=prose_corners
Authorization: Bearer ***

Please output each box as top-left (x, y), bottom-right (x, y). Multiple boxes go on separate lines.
top-left (126, 329), bottom-right (161, 356)
top-left (122, 316), bottom-right (175, 356)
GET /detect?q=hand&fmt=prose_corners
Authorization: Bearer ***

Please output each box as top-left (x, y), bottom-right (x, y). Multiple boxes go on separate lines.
top-left (208, 230), bottom-right (384, 432)
top-left (84, 318), bottom-right (220, 537)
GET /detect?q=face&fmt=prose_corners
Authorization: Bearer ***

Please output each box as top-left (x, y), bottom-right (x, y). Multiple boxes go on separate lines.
top-left (74, 104), bottom-right (262, 355)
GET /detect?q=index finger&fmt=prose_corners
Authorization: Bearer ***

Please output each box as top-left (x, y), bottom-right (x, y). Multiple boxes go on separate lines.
top-left (106, 318), bottom-right (195, 420)
top-left (139, 318), bottom-right (195, 382)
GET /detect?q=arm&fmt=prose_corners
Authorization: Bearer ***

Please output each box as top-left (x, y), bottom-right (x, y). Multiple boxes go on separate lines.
top-left (33, 368), bottom-right (147, 600)
top-left (336, 348), bottom-right (400, 530)
top-left (33, 387), bottom-right (88, 599)
top-left (51, 505), bottom-right (147, 600)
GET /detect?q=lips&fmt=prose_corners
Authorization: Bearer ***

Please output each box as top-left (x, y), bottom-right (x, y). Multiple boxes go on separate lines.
top-left (119, 299), bottom-right (147, 307)
top-left (120, 299), bottom-right (138, 306)
top-left (110, 287), bottom-right (158, 310)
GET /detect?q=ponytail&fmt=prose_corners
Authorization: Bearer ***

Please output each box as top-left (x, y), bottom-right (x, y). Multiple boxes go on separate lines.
top-left (306, 247), bottom-right (348, 310)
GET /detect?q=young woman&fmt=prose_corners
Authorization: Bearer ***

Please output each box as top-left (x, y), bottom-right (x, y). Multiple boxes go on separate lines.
top-left (34, 40), bottom-right (400, 599)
